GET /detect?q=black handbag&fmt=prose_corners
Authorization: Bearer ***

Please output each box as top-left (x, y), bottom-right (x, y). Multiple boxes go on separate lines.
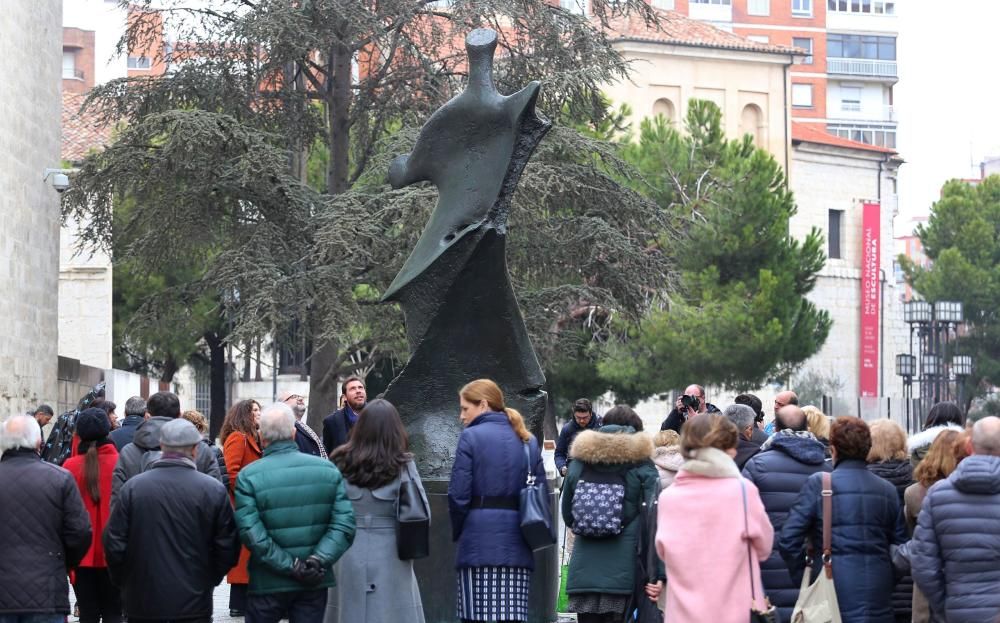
top-left (519, 442), bottom-right (556, 551)
top-left (396, 460), bottom-right (430, 560)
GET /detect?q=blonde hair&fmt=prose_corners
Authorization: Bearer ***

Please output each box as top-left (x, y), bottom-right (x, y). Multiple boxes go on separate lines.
top-left (867, 419), bottom-right (908, 462)
top-left (181, 409), bottom-right (209, 435)
top-left (654, 430), bottom-right (680, 448)
top-left (680, 412), bottom-right (738, 457)
top-left (803, 405), bottom-right (831, 440)
top-left (460, 379), bottom-right (531, 442)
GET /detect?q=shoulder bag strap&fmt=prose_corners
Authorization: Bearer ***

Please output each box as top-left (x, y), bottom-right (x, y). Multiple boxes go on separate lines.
top-left (740, 479), bottom-right (758, 604)
top-left (523, 442), bottom-right (536, 486)
top-left (822, 471), bottom-right (833, 579)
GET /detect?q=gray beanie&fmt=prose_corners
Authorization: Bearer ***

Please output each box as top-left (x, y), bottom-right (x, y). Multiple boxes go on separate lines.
top-left (159, 418), bottom-right (202, 447)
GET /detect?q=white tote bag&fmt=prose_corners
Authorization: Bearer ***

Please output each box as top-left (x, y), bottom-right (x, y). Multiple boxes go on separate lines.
top-left (791, 472), bottom-right (842, 623)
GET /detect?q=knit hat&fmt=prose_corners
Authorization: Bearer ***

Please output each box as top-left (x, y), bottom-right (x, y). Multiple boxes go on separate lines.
top-left (76, 407), bottom-right (111, 442)
top-left (159, 418), bottom-right (202, 447)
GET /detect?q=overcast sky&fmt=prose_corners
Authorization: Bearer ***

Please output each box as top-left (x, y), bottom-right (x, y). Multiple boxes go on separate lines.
top-left (895, 1), bottom-right (1000, 234)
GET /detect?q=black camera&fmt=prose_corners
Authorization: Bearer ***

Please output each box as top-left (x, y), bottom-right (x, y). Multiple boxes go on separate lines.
top-left (680, 394), bottom-right (701, 411)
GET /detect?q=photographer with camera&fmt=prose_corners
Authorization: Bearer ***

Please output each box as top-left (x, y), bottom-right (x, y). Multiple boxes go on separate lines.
top-left (660, 384), bottom-right (719, 433)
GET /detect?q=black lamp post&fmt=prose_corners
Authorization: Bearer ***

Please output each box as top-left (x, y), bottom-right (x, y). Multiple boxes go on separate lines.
top-left (895, 353), bottom-right (916, 432)
top-left (899, 299), bottom-right (969, 430)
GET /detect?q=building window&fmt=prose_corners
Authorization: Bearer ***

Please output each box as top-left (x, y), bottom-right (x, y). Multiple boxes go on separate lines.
top-left (828, 0), bottom-right (894, 13)
top-left (127, 56), bottom-right (152, 69)
top-left (747, 35), bottom-right (770, 43)
top-left (559, 0), bottom-right (587, 14)
top-left (690, 0), bottom-right (731, 4)
top-left (828, 123), bottom-right (896, 148)
top-left (792, 83), bottom-right (814, 108)
top-left (839, 85), bottom-right (862, 112)
top-left (62, 51), bottom-right (79, 79)
top-left (194, 364), bottom-right (211, 422)
top-left (651, 0), bottom-right (675, 8)
top-left (792, 0), bottom-right (812, 16)
top-left (747, 0), bottom-right (769, 15)
top-left (828, 34), bottom-right (896, 60)
top-left (828, 210), bottom-right (843, 259)
top-left (793, 37), bottom-right (813, 64)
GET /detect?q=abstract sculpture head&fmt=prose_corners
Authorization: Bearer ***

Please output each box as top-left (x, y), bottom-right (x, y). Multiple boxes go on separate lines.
top-left (383, 28), bottom-right (548, 302)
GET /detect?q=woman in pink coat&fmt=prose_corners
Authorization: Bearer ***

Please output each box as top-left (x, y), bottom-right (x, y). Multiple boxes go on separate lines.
top-left (656, 413), bottom-right (774, 623)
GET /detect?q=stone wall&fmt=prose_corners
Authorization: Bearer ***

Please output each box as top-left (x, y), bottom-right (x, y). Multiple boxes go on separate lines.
top-left (790, 141), bottom-right (910, 419)
top-left (0, 0), bottom-right (63, 415)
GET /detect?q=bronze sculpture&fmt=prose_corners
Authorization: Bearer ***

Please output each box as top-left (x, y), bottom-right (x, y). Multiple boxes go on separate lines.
top-left (383, 28), bottom-right (551, 479)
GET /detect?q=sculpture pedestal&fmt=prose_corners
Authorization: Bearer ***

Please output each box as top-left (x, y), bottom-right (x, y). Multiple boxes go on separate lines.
top-left (416, 478), bottom-right (559, 623)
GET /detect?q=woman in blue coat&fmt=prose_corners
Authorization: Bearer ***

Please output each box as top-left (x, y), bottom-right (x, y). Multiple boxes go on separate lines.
top-left (779, 417), bottom-right (907, 623)
top-left (448, 378), bottom-right (549, 623)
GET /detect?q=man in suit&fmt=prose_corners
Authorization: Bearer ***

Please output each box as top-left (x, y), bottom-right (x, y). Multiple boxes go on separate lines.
top-left (321, 376), bottom-right (366, 453)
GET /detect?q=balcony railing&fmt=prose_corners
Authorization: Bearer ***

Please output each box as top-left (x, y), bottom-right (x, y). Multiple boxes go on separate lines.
top-left (827, 57), bottom-right (897, 78)
top-left (835, 102), bottom-right (896, 122)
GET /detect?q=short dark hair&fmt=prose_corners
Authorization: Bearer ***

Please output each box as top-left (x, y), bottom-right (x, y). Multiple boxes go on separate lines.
top-left (341, 376), bottom-right (364, 395)
top-left (602, 405), bottom-right (643, 431)
top-left (573, 398), bottom-right (593, 414)
top-left (34, 404), bottom-right (54, 417)
top-left (830, 417), bottom-right (871, 461)
top-left (734, 394), bottom-right (763, 421)
top-left (96, 401), bottom-right (117, 414)
top-left (924, 402), bottom-right (963, 429)
top-left (146, 392), bottom-right (181, 419)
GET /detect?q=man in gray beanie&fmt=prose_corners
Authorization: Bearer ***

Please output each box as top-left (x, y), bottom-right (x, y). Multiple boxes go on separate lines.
top-left (104, 419), bottom-right (240, 622)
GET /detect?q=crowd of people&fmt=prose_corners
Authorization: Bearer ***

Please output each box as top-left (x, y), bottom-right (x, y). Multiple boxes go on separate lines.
top-left (1, 379), bottom-right (999, 623)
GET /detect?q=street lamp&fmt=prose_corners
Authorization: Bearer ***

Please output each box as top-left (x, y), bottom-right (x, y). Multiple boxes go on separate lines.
top-left (934, 301), bottom-right (964, 324)
top-left (921, 354), bottom-right (941, 377)
top-left (951, 355), bottom-right (973, 377)
top-left (904, 300), bottom-right (932, 324)
top-left (896, 354), bottom-right (917, 432)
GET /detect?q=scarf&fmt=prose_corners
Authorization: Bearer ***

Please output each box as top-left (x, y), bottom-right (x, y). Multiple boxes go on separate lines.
top-left (680, 447), bottom-right (741, 478)
top-left (760, 428), bottom-right (818, 452)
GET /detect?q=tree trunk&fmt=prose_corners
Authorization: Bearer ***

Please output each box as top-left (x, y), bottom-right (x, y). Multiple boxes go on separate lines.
top-left (205, 331), bottom-right (228, 442)
top-left (161, 356), bottom-right (179, 384)
top-left (308, 42), bottom-right (354, 430)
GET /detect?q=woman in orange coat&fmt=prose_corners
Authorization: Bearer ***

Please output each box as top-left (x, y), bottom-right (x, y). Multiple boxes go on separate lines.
top-left (63, 407), bottom-right (121, 623)
top-left (221, 399), bottom-right (262, 617)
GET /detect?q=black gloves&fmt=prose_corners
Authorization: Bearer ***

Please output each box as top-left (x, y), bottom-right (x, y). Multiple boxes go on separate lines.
top-left (291, 556), bottom-right (325, 586)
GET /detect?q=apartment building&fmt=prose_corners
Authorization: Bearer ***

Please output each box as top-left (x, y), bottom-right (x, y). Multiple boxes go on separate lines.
top-left (639, 0), bottom-right (898, 150)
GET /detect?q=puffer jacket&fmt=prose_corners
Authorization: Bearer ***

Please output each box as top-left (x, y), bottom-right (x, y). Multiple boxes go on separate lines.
top-left (652, 445), bottom-right (684, 489)
top-left (554, 414), bottom-right (601, 473)
top-left (562, 425), bottom-right (660, 595)
top-left (0, 448), bottom-right (92, 614)
top-left (234, 440), bottom-right (356, 594)
top-left (868, 459), bottom-right (915, 623)
top-left (911, 454), bottom-right (1000, 623)
top-left (111, 416), bottom-right (221, 496)
top-left (741, 432), bottom-right (831, 622)
top-left (908, 424), bottom-right (963, 467)
top-left (779, 459), bottom-right (907, 623)
top-left (448, 411), bottom-right (548, 570)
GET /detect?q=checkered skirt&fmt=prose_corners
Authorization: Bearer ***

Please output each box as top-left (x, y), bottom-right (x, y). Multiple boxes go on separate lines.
top-left (456, 566), bottom-right (531, 622)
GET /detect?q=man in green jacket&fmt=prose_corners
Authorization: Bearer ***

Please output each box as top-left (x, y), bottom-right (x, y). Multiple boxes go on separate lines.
top-left (234, 402), bottom-right (356, 622)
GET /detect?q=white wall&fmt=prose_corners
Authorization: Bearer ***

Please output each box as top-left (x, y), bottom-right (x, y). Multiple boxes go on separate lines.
top-left (827, 81), bottom-right (893, 122)
top-left (0, 0), bottom-right (63, 415)
top-left (58, 216), bottom-right (112, 369)
top-left (62, 0), bottom-right (128, 85)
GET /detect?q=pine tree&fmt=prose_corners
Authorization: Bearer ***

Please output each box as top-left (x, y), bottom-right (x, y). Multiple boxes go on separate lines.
top-left (598, 101), bottom-right (830, 394)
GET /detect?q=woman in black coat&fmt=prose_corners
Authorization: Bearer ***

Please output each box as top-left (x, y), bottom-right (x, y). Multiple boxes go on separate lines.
top-left (867, 419), bottom-right (915, 623)
top-left (779, 417), bottom-right (907, 623)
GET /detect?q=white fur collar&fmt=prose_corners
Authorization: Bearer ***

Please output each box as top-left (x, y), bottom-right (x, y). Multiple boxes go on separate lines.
top-left (908, 424), bottom-right (963, 452)
top-left (680, 447), bottom-right (741, 478)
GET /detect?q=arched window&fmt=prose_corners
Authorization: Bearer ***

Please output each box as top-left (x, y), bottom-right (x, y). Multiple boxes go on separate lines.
top-left (740, 104), bottom-right (764, 147)
top-left (652, 98), bottom-right (675, 124)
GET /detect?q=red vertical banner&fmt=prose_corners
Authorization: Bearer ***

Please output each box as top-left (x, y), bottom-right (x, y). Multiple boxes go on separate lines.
top-left (859, 201), bottom-right (881, 397)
